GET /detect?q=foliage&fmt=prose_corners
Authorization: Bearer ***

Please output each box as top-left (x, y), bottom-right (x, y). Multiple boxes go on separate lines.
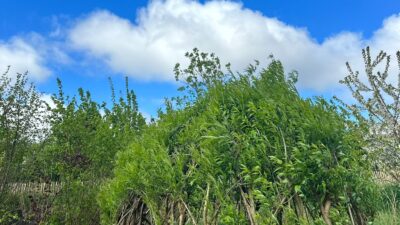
top-left (0, 209), bottom-right (20, 225)
top-left (0, 67), bottom-right (48, 190)
top-left (98, 49), bottom-right (377, 225)
top-left (0, 69), bottom-right (146, 224)
top-left (0, 67), bottom-right (49, 225)
top-left (340, 47), bottom-right (400, 181)
top-left (1, 47), bottom-right (396, 225)
top-left (372, 184), bottom-right (400, 225)
top-left (40, 77), bottom-right (146, 224)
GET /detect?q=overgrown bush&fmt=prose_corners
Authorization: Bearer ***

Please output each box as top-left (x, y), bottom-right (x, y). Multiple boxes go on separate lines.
top-left (40, 78), bottom-right (146, 224)
top-left (0, 71), bottom-right (146, 224)
top-left (98, 50), bottom-right (378, 225)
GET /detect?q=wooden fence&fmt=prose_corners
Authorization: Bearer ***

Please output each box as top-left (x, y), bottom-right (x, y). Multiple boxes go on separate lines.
top-left (7, 182), bottom-right (62, 195)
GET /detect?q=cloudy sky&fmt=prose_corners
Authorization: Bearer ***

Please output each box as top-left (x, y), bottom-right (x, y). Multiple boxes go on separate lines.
top-left (1, 0), bottom-right (400, 117)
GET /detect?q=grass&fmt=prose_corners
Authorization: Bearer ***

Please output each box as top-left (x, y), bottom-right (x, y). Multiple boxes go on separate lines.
top-left (372, 183), bottom-right (399, 225)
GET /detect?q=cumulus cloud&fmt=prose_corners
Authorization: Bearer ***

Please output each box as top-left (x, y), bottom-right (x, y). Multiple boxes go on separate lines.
top-left (68, 0), bottom-right (400, 91)
top-left (0, 36), bottom-right (51, 81)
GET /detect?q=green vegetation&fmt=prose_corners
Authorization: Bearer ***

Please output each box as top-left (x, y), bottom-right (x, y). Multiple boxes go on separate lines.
top-left (0, 72), bottom-right (145, 224)
top-left (340, 47), bottom-right (400, 181)
top-left (1, 48), bottom-right (399, 224)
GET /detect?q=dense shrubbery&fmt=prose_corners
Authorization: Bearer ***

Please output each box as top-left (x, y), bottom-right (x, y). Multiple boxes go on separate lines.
top-left (97, 50), bottom-right (378, 225)
top-left (0, 49), bottom-right (398, 224)
top-left (0, 73), bottom-right (145, 224)
top-left (44, 79), bottom-right (145, 224)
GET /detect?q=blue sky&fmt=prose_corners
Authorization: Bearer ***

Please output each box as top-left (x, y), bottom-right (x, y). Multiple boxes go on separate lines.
top-left (1, 0), bottom-right (400, 118)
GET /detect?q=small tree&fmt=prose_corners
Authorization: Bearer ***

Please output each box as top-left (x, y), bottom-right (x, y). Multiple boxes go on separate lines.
top-left (340, 47), bottom-right (400, 181)
top-left (0, 67), bottom-right (49, 224)
top-left (0, 67), bottom-right (48, 192)
top-left (43, 77), bottom-right (146, 224)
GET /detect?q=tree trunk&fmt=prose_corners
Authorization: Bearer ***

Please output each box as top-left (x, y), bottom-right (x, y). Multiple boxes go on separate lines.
top-left (240, 187), bottom-right (257, 225)
top-left (294, 193), bottom-right (308, 222)
top-left (320, 196), bottom-right (332, 225)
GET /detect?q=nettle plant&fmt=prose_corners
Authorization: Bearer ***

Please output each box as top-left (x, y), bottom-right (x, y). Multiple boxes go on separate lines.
top-left (98, 49), bottom-right (377, 225)
top-left (340, 47), bottom-right (400, 181)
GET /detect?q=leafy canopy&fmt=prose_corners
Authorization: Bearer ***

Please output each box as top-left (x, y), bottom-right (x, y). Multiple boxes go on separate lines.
top-left (98, 49), bottom-right (376, 225)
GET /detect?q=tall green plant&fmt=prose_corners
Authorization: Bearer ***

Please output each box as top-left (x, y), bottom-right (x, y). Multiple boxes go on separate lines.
top-left (0, 67), bottom-right (49, 224)
top-left (0, 68), bottom-right (48, 190)
top-left (26, 77), bottom-right (146, 224)
top-left (98, 50), bottom-right (377, 225)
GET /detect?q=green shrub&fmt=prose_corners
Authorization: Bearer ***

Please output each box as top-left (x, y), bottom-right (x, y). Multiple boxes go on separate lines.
top-left (98, 50), bottom-right (378, 225)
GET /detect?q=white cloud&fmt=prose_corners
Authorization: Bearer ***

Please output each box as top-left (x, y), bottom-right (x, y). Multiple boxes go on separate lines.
top-left (0, 36), bottom-right (51, 81)
top-left (367, 15), bottom-right (400, 84)
top-left (40, 93), bottom-right (56, 109)
top-left (68, 0), bottom-right (400, 91)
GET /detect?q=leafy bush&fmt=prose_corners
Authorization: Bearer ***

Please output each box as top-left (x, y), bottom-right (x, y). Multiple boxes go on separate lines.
top-left (40, 78), bottom-right (146, 224)
top-left (98, 50), bottom-right (378, 225)
top-left (0, 73), bottom-right (146, 224)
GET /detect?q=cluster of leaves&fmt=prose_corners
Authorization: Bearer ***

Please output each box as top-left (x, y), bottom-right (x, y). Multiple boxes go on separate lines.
top-left (0, 68), bottom-right (50, 224)
top-left (2, 47), bottom-right (396, 225)
top-left (0, 71), bottom-right (146, 224)
top-left (98, 49), bottom-right (377, 225)
top-left (40, 78), bottom-right (146, 225)
top-left (0, 68), bottom-right (47, 189)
